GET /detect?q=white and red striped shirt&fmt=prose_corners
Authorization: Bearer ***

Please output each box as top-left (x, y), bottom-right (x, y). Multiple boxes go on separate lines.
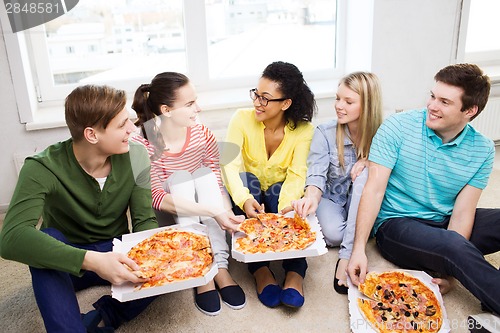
top-left (131, 124), bottom-right (223, 210)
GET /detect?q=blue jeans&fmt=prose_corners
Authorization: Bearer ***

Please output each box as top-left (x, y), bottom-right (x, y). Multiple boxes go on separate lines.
top-left (317, 168), bottom-right (368, 260)
top-left (232, 172), bottom-right (308, 278)
top-left (375, 208), bottom-right (500, 314)
top-left (29, 228), bottom-right (157, 332)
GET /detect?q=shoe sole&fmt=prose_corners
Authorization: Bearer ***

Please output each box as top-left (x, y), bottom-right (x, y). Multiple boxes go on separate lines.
top-left (222, 299), bottom-right (247, 310)
top-left (194, 302), bottom-right (221, 316)
top-left (281, 301), bottom-right (304, 308)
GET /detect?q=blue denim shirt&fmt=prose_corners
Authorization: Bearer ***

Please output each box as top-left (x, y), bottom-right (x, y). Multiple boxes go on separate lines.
top-left (305, 120), bottom-right (357, 206)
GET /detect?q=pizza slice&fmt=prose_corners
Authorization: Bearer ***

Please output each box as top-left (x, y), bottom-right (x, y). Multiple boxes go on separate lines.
top-left (237, 217), bottom-right (264, 236)
top-left (359, 271), bottom-right (398, 303)
top-left (291, 213), bottom-right (311, 232)
top-left (256, 213), bottom-right (287, 228)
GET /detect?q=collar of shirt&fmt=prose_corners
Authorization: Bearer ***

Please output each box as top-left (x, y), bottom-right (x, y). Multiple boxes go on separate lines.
top-left (424, 113), bottom-right (470, 147)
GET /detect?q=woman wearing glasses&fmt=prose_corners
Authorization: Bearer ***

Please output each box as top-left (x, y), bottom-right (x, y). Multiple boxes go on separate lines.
top-left (131, 72), bottom-right (246, 316)
top-left (291, 72), bottom-right (383, 295)
top-left (222, 61), bottom-right (316, 308)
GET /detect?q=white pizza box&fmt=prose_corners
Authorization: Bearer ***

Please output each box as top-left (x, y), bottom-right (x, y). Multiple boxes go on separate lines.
top-left (111, 223), bottom-right (218, 302)
top-left (231, 212), bottom-right (328, 263)
top-left (347, 269), bottom-right (451, 333)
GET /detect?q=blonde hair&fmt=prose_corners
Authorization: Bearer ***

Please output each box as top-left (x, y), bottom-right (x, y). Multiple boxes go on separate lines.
top-left (336, 72), bottom-right (383, 169)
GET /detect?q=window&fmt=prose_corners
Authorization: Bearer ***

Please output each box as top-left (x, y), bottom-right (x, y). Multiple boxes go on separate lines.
top-left (205, 1), bottom-right (338, 81)
top-left (463, 0), bottom-right (500, 78)
top-left (17, 0), bottom-right (342, 110)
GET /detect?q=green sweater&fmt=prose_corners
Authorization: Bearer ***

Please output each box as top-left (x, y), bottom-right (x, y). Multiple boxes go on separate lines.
top-left (0, 139), bottom-right (158, 276)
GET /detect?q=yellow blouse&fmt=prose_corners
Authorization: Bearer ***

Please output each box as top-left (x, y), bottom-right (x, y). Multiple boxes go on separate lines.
top-left (222, 108), bottom-right (314, 212)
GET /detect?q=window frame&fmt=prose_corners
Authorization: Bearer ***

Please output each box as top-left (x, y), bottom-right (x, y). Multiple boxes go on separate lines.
top-left (457, 0), bottom-right (500, 83)
top-left (2, 0), bottom-right (347, 128)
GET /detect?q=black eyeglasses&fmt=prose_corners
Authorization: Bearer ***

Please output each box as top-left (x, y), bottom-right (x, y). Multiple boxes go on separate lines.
top-left (249, 89), bottom-right (287, 107)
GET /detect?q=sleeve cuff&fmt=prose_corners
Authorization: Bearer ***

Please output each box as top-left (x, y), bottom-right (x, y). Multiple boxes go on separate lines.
top-left (306, 176), bottom-right (326, 193)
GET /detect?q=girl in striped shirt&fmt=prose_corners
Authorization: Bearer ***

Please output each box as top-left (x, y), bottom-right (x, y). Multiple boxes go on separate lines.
top-left (131, 72), bottom-right (245, 316)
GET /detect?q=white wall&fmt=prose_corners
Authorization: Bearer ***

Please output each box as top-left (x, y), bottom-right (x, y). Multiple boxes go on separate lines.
top-left (0, 25), bottom-right (70, 210)
top-left (371, 0), bottom-right (463, 113)
top-left (0, 0), bottom-right (463, 211)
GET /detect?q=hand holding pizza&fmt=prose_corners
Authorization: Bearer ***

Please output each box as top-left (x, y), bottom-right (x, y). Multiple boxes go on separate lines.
top-left (290, 197), bottom-right (319, 219)
top-left (82, 251), bottom-right (148, 285)
top-left (289, 185), bottom-right (322, 218)
top-left (214, 211), bottom-right (245, 233)
top-left (243, 198), bottom-right (265, 218)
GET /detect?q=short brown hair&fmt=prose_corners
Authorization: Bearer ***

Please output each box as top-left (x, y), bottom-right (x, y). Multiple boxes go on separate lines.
top-left (434, 63), bottom-right (490, 120)
top-left (65, 85), bottom-right (127, 141)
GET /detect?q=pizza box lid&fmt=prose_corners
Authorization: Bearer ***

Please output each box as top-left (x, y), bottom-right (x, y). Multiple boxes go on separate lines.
top-left (111, 223), bottom-right (218, 302)
top-left (347, 269), bottom-right (451, 333)
top-left (231, 212), bottom-right (328, 263)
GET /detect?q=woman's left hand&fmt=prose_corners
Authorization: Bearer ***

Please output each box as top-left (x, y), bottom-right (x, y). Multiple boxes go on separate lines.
top-left (350, 158), bottom-right (368, 181)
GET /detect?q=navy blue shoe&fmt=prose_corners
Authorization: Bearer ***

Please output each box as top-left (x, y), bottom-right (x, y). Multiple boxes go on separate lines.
top-left (216, 284), bottom-right (246, 310)
top-left (82, 310), bottom-right (115, 333)
top-left (194, 289), bottom-right (221, 316)
top-left (257, 284), bottom-right (282, 308)
top-left (280, 288), bottom-right (304, 308)
top-left (82, 310), bottom-right (102, 333)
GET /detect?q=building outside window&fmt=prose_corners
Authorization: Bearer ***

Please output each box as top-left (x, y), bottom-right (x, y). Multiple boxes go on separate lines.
top-left (23, 0), bottom-right (341, 105)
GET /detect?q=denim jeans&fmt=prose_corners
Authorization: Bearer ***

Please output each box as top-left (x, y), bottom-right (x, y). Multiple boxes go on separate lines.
top-left (232, 172), bottom-right (308, 278)
top-left (375, 208), bottom-right (500, 314)
top-left (30, 228), bottom-right (157, 332)
top-left (316, 168), bottom-right (368, 260)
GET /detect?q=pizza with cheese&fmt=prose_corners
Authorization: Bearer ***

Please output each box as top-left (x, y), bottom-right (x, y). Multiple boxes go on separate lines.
top-left (357, 271), bottom-right (443, 333)
top-left (235, 213), bottom-right (316, 254)
top-left (127, 229), bottom-right (213, 289)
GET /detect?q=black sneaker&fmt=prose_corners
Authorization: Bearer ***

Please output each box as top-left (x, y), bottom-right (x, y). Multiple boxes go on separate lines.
top-left (194, 289), bottom-right (221, 316)
top-left (468, 313), bottom-right (500, 333)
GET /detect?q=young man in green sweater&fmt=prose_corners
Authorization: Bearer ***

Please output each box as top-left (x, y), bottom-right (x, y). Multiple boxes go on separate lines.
top-left (0, 85), bottom-right (158, 332)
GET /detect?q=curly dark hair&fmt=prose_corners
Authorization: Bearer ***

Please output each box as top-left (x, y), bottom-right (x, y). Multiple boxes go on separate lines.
top-left (261, 61), bottom-right (317, 129)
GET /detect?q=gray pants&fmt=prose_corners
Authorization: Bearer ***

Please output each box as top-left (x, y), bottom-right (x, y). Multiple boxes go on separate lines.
top-left (316, 168), bottom-right (368, 260)
top-left (156, 168), bottom-right (229, 269)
